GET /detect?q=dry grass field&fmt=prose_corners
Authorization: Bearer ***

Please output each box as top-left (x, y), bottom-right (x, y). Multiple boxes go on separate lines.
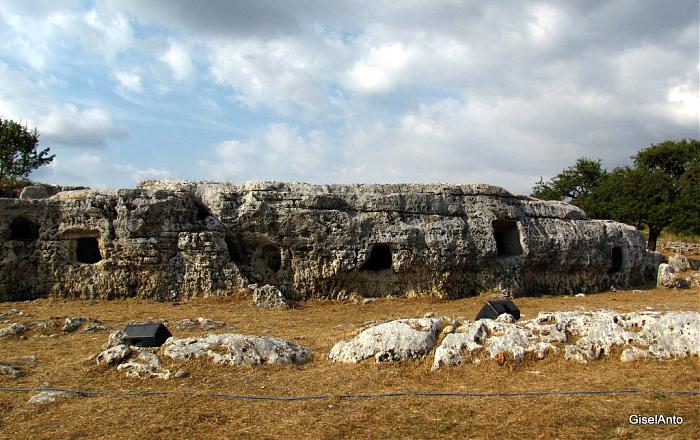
top-left (0, 285), bottom-right (698, 439)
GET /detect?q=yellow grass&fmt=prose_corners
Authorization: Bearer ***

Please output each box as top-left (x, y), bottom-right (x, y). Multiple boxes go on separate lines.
top-left (1, 286), bottom-right (699, 439)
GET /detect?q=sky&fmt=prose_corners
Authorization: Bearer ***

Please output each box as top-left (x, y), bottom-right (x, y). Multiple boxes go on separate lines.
top-left (0, 0), bottom-right (697, 195)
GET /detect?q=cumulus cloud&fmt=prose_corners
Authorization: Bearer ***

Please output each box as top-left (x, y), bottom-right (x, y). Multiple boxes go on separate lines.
top-left (31, 151), bottom-right (171, 188)
top-left (0, 63), bottom-right (126, 148)
top-left (2, 0), bottom-right (697, 192)
top-left (159, 42), bottom-right (194, 81)
top-left (114, 71), bottom-right (143, 93)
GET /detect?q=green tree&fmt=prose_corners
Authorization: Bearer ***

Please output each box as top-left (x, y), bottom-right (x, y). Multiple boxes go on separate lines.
top-left (532, 139), bottom-right (700, 251)
top-left (0, 117), bottom-right (55, 180)
top-left (531, 157), bottom-right (606, 214)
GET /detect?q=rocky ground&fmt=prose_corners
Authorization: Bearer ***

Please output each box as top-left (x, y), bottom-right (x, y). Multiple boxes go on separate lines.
top-left (0, 286), bottom-right (698, 439)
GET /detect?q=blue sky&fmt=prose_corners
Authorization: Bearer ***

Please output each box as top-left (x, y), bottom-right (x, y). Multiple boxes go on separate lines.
top-left (0, 0), bottom-right (697, 194)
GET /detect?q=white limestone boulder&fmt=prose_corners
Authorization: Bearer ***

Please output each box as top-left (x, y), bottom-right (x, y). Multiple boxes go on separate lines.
top-left (329, 318), bottom-right (443, 363)
top-left (163, 333), bottom-right (310, 365)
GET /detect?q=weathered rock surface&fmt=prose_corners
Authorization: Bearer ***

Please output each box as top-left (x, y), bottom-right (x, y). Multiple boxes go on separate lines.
top-left (19, 185), bottom-right (48, 200)
top-left (0, 322), bottom-right (27, 338)
top-left (63, 316), bottom-right (104, 332)
top-left (116, 347), bottom-right (173, 379)
top-left (253, 284), bottom-right (290, 309)
top-left (27, 391), bottom-right (74, 404)
top-left (0, 364), bottom-right (21, 378)
top-left (163, 333), bottom-right (310, 366)
top-left (657, 263), bottom-right (690, 288)
top-left (174, 317), bottom-right (229, 330)
top-left (329, 318), bottom-right (443, 363)
top-left (431, 310), bottom-right (700, 370)
top-left (1, 181), bottom-right (648, 300)
top-left (668, 253), bottom-right (692, 272)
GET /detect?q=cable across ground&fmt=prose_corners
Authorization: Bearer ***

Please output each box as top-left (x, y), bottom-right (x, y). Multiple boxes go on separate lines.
top-left (0, 387), bottom-right (698, 401)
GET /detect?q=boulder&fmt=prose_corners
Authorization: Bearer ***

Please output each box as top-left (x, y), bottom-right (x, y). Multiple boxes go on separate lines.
top-left (27, 391), bottom-right (73, 404)
top-left (668, 253), bottom-right (692, 272)
top-left (163, 333), bottom-right (310, 366)
top-left (96, 344), bottom-right (130, 366)
top-left (0, 323), bottom-right (27, 338)
top-left (0, 364), bottom-right (21, 378)
top-left (643, 250), bottom-right (664, 280)
top-left (116, 347), bottom-right (172, 379)
top-left (329, 318), bottom-right (443, 363)
top-left (252, 285), bottom-right (290, 309)
top-left (657, 264), bottom-right (689, 288)
top-left (19, 185), bottom-right (48, 200)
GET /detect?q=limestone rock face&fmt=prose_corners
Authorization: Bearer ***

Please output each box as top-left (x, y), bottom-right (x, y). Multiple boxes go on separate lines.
top-left (1, 181), bottom-right (647, 300)
top-left (668, 254), bottom-right (692, 272)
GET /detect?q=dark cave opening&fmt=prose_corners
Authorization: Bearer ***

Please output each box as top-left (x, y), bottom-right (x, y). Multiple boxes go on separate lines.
top-left (75, 237), bottom-right (102, 264)
top-left (492, 220), bottom-right (523, 257)
top-left (10, 217), bottom-right (39, 241)
top-left (608, 246), bottom-right (623, 274)
top-left (361, 244), bottom-right (392, 271)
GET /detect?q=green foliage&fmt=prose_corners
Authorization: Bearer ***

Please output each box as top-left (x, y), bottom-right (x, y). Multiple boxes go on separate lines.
top-left (0, 117), bottom-right (55, 180)
top-left (531, 157), bottom-right (606, 214)
top-left (532, 139), bottom-right (700, 250)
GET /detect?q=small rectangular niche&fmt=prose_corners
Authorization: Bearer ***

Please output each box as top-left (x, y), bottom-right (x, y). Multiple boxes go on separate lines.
top-left (492, 220), bottom-right (523, 257)
top-left (608, 246), bottom-right (623, 274)
top-left (67, 232), bottom-right (102, 264)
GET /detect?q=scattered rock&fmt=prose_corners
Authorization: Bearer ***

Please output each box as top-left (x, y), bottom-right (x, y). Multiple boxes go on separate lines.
top-left (429, 310), bottom-right (700, 370)
top-left (495, 313), bottom-right (515, 323)
top-left (0, 323), bottom-right (27, 338)
top-left (96, 344), bottom-right (131, 366)
top-left (117, 348), bottom-right (172, 379)
top-left (0, 364), bottom-right (21, 378)
top-left (63, 317), bottom-right (102, 332)
top-left (362, 298), bottom-right (377, 305)
top-left (27, 391), bottom-right (73, 405)
top-left (163, 333), bottom-right (310, 366)
top-left (329, 318), bottom-right (442, 363)
top-left (0, 309), bottom-right (26, 321)
top-left (574, 293), bottom-right (585, 297)
top-left (102, 330), bottom-right (127, 350)
top-left (668, 254), bottom-right (692, 272)
top-left (253, 285), bottom-right (290, 309)
top-left (656, 264), bottom-right (687, 288)
top-left (174, 317), bottom-right (228, 330)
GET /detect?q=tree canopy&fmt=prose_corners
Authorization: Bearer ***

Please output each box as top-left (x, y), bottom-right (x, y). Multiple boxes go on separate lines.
top-left (0, 117), bottom-right (55, 181)
top-left (532, 139), bottom-right (700, 251)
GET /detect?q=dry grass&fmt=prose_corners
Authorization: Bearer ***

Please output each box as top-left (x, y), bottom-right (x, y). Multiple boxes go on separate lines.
top-left (1, 286), bottom-right (699, 439)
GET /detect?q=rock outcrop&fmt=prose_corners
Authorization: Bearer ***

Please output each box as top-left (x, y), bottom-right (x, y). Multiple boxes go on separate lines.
top-left (328, 318), bottom-right (443, 363)
top-left (1, 180), bottom-right (648, 300)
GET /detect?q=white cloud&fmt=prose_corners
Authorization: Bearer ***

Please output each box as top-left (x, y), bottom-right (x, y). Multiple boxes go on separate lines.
top-left (31, 152), bottom-right (171, 188)
top-left (159, 42), bottom-right (194, 81)
top-left (208, 38), bottom-right (330, 114)
top-left (114, 71), bottom-right (143, 93)
top-left (0, 63), bottom-right (126, 148)
top-left (343, 42), bottom-right (413, 94)
top-left (200, 123), bottom-right (331, 181)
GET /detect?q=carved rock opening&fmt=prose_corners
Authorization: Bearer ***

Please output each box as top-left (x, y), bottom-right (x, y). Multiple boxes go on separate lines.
top-left (261, 244), bottom-right (282, 272)
top-left (493, 220), bottom-right (522, 257)
top-left (361, 244), bottom-right (392, 271)
top-left (609, 246), bottom-right (623, 274)
top-left (10, 217), bottom-right (39, 241)
top-left (75, 236), bottom-right (102, 264)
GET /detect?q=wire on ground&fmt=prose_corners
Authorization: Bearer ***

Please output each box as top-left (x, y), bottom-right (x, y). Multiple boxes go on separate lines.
top-left (0, 387), bottom-right (699, 401)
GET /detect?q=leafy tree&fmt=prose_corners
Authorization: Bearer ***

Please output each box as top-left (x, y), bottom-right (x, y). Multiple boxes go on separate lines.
top-left (532, 139), bottom-right (700, 251)
top-left (0, 117), bottom-right (55, 180)
top-left (531, 157), bottom-right (606, 214)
